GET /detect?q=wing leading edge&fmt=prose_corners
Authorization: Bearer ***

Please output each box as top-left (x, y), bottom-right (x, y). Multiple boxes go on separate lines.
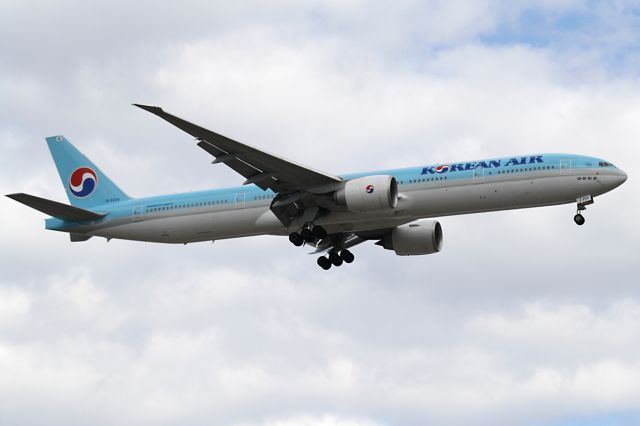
top-left (133, 104), bottom-right (342, 194)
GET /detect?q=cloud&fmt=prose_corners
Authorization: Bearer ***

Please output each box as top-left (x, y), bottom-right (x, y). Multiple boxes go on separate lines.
top-left (2, 266), bottom-right (640, 425)
top-left (237, 414), bottom-right (383, 426)
top-left (1, 1), bottom-right (639, 425)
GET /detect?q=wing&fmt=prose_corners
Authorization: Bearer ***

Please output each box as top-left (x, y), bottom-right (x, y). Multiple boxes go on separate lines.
top-left (134, 104), bottom-right (342, 194)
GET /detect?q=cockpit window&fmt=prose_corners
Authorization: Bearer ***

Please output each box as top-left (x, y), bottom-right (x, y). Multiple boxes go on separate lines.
top-left (599, 161), bottom-right (615, 167)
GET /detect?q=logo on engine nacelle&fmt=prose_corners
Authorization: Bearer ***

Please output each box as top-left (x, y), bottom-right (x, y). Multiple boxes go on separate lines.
top-left (365, 184), bottom-right (375, 194)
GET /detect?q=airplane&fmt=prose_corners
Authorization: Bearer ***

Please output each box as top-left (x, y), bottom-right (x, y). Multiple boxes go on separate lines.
top-left (7, 104), bottom-right (628, 270)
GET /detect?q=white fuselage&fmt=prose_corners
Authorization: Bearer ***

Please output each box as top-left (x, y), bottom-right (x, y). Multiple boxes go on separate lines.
top-left (53, 158), bottom-right (626, 244)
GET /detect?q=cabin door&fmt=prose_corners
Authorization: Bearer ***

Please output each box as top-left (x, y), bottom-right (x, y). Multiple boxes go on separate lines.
top-left (473, 166), bottom-right (485, 183)
top-left (132, 205), bottom-right (144, 222)
top-left (235, 193), bottom-right (246, 209)
top-left (559, 159), bottom-right (572, 173)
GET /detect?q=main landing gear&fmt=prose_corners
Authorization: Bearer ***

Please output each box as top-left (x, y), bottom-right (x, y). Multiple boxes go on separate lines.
top-left (288, 224), bottom-right (327, 246)
top-left (288, 224), bottom-right (355, 270)
top-left (317, 249), bottom-right (355, 270)
top-left (574, 195), bottom-right (593, 226)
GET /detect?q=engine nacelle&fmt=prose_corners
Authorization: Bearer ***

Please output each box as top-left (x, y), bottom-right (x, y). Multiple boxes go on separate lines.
top-left (380, 220), bottom-right (443, 256)
top-left (335, 175), bottom-right (398, 212)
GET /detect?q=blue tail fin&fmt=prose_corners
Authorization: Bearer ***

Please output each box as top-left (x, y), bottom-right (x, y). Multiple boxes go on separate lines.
top-left (46, 136), bottom-right (130, 209)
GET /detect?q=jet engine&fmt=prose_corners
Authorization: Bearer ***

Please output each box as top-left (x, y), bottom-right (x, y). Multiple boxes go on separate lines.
top-left (335, 175), bottom-right (398, 212)
top-left (379, 220), bottom-right (443, 256)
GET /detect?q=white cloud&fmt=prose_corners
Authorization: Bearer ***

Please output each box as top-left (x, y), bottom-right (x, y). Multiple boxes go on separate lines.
top-left (2, 264), bottom-right (640, 425)
top-left (239, 414), bottom-right (383, 426)
top-left (0, 287), bottom-right (30, 324)
top-left (1, 1), bottom-right (639, 426)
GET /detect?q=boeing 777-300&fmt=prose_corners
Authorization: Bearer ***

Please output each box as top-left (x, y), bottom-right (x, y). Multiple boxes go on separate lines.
top-left (7, 104), bottom-right (628, 269)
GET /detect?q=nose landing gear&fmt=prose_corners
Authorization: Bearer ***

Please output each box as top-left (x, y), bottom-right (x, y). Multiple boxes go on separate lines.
top-left (574, 195), bottom-right (593, 226)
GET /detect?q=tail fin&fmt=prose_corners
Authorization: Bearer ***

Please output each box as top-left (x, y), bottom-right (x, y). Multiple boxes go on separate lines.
top-left (46, 136), bottom-right (130, 208)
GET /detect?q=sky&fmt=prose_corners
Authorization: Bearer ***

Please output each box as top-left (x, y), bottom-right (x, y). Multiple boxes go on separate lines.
top-left (1, 1), bottom-right (640, 425)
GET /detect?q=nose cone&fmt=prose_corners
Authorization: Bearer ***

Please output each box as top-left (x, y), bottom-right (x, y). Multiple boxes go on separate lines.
top-left (601, 167), bottom-right (627, 193)
top-left (618, 169), bottom-right (628, 185)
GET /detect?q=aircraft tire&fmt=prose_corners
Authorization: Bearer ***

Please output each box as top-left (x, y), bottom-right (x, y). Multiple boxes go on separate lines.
top-left (289, 232), bottom-right (304, 246)
top-left (340, 250), bottom-right (355, 263)
top-left (329, 252), bottom-right (343, 267)
top-left (574, 214), bottom-right (585, 226)
top-left (301, 228), bottom-right (316, 243)
top-left (317, 256), bottom-right (332, 270)
top-left (312, 225), bottom-right (328, 239)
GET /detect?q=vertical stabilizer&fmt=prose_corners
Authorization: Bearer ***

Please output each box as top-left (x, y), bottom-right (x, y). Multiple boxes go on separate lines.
top-left (46, 136), bottom-right (130, 208)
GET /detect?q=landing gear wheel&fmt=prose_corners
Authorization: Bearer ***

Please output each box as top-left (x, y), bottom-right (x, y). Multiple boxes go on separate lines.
top-left (288, 232), bottom-right (303, 246)
top-left (317, 256), bottom-right (332, 270)
top-left (328, 252), bottom-right (343, 267)
top-left (301, 228), bottom-right (316, 243)
top-left (312, 225), bottom-right (328, 240)
top-left (574, 213), bottom-right (585, 226)
top-left (340, 249), bottom-right (355, 264)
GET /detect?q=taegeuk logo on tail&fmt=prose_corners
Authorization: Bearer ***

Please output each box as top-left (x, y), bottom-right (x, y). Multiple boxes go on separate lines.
top-left (68, 167), bottom-right (98, 197)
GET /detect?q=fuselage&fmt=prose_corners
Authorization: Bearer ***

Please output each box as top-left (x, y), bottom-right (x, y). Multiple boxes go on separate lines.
top-left (46, 153), bottom-right (627, 244)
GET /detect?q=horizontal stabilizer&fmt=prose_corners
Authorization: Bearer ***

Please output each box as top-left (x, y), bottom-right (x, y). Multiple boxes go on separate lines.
top-left (6, 193), bottom-right (106, 221)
